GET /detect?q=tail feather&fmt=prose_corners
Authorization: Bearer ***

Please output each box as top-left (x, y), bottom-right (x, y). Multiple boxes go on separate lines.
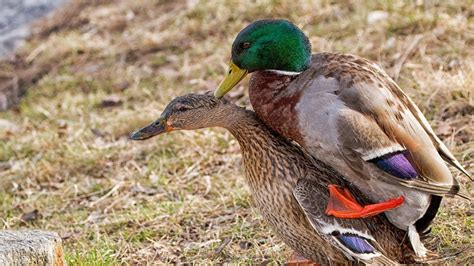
top-left (439, 148), bottom-right (472, 181)
top-left (408, 225), bottom-right (427, 258)
top-left (414, 248), bottom-right (464, 264)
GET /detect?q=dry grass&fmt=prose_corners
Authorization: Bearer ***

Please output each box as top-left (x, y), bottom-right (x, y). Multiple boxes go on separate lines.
top-left (0, 0), bottom-right (472, 264)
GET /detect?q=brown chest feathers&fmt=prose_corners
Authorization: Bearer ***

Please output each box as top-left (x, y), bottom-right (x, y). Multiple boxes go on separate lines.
top-left (249, 71), bottom-right (305, 144)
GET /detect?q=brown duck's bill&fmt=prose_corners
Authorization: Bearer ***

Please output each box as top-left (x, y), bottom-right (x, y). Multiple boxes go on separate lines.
top-left (130, 118), bottom-right (168, 140)
top-left (213, 62), bottom-right (248, 98)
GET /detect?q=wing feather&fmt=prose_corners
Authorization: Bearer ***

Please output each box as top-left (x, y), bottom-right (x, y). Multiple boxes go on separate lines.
top-left (391, 84), bottom-right (472, 180)
top-left (366, 61), bottom-right (470, 179)
top-left (326, 55), bottom-right (471, 195)
top-left (293, 178), bottom-right (395, 264)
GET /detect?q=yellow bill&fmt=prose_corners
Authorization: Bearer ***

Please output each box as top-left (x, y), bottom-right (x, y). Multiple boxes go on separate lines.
top-left (214, 62), bottom-right (248, 98)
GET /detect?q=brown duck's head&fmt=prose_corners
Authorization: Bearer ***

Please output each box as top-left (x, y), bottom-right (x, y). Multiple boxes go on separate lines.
top-left (130, 93), bottom-right (233, 140)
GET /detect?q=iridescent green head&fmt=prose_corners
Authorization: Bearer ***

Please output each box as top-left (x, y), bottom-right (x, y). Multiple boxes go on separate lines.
top-left (215, 19), bottom-right (311, 98)
top-left (232, 19), bottom-right (311, 72)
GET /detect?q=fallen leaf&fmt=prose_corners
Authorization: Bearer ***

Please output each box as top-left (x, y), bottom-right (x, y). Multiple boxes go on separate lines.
top-left (91, 128), bottom-right (106, 137)
top-left (435, 123), bottom-right (454, 137)
top-left (239, 240), bottom-right (253, 250)
top-left (114, 81), bottom-right (130, 91)
top-left (131, 183), bottom-right (160, 195)
top-left (0, 161), bottom-right (11, 171)
top-left (20, 209), bottom-right (39, 223)
top-left (100, 95), bottom-right (123, 107)
top-left (214, 237), bottom-right (231, 255)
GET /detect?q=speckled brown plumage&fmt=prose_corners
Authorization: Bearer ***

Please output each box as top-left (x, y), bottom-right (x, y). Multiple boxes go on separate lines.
top-left (228, 111), bottom-right (415, 265)
top-left (150, 93), bottom-right (417, 265)
top-left (249, 71), bottom-right (304, 144)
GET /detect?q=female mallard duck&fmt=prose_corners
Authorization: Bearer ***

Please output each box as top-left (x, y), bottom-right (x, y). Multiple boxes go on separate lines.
top-left (213, 19), bottom-right (471, 257)
top-left (130, 93), bottom-right (418, 264)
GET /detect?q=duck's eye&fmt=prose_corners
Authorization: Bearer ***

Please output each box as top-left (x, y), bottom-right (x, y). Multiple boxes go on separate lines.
top-left (174, 104), bottom-right (190, 112)
top-left (240, 42), bottom-right (251, 49)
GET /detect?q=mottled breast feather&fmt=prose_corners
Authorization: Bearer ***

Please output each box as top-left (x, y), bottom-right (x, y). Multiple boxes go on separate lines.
top-left (249, 70), bottom-right (303, 144)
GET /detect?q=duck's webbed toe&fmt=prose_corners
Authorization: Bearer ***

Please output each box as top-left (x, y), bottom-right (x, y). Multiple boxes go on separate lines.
top-left (325, 184), bottom-right (404, 219)
top-left (293, 179), bottom-right (398, 264)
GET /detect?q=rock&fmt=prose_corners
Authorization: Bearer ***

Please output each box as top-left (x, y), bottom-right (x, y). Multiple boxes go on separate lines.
top-left (384, 37), bottom-right (396, 49)
top-left (91, 128), bottom-right (106, 137)
top-left (0, 230), bottom-right (65, 265)
top-left (367, 10), bottom-right (389, 24)
top-left (0, 119), bottom-right (18, 132)
top-left (0, 161), bottom-right (11, 171)
top-left (0, 0), bottom-right (65, 57)
top-left (114, 80), bottom-right (130, 91)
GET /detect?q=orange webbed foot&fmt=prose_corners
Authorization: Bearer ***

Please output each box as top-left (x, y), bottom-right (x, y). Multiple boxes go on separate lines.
top-left (325, 184), bottom-right (404, 219)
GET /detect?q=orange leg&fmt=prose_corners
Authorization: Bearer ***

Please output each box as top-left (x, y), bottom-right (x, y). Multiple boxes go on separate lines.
top-left (325, 184), bottom-right (404, 219)
top-left (287, 252), bottom-right (317, 266)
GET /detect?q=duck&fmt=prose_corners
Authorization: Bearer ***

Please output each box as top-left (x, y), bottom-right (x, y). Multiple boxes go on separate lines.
top-left (212, 19), bottom-right (472, 257)
top-left (130, 93), bottom-right (419, 265)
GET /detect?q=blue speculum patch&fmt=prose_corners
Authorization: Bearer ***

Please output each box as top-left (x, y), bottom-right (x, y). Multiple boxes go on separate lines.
top-left (336, 233), bottom-right (375, 254)
top-left (369, 150), bottom-right (418, 179)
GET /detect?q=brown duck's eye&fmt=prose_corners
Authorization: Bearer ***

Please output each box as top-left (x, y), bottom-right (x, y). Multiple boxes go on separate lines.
top-left (174, 104), bottom-right (190, 112)
top-left (177, 106), bottom-right (190, 112)
top-left (241, 42), bottom-right (251, 49)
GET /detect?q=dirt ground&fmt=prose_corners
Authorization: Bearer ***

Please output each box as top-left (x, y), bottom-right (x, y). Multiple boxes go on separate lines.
top-left (0, 0), bottom-right (472, 264)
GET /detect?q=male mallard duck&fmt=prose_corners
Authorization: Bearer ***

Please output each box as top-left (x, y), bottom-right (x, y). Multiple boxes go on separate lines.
top-left (213, 19), bottom-right (471, 257)
top-left (130, 93), bottom-right (418, 264)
